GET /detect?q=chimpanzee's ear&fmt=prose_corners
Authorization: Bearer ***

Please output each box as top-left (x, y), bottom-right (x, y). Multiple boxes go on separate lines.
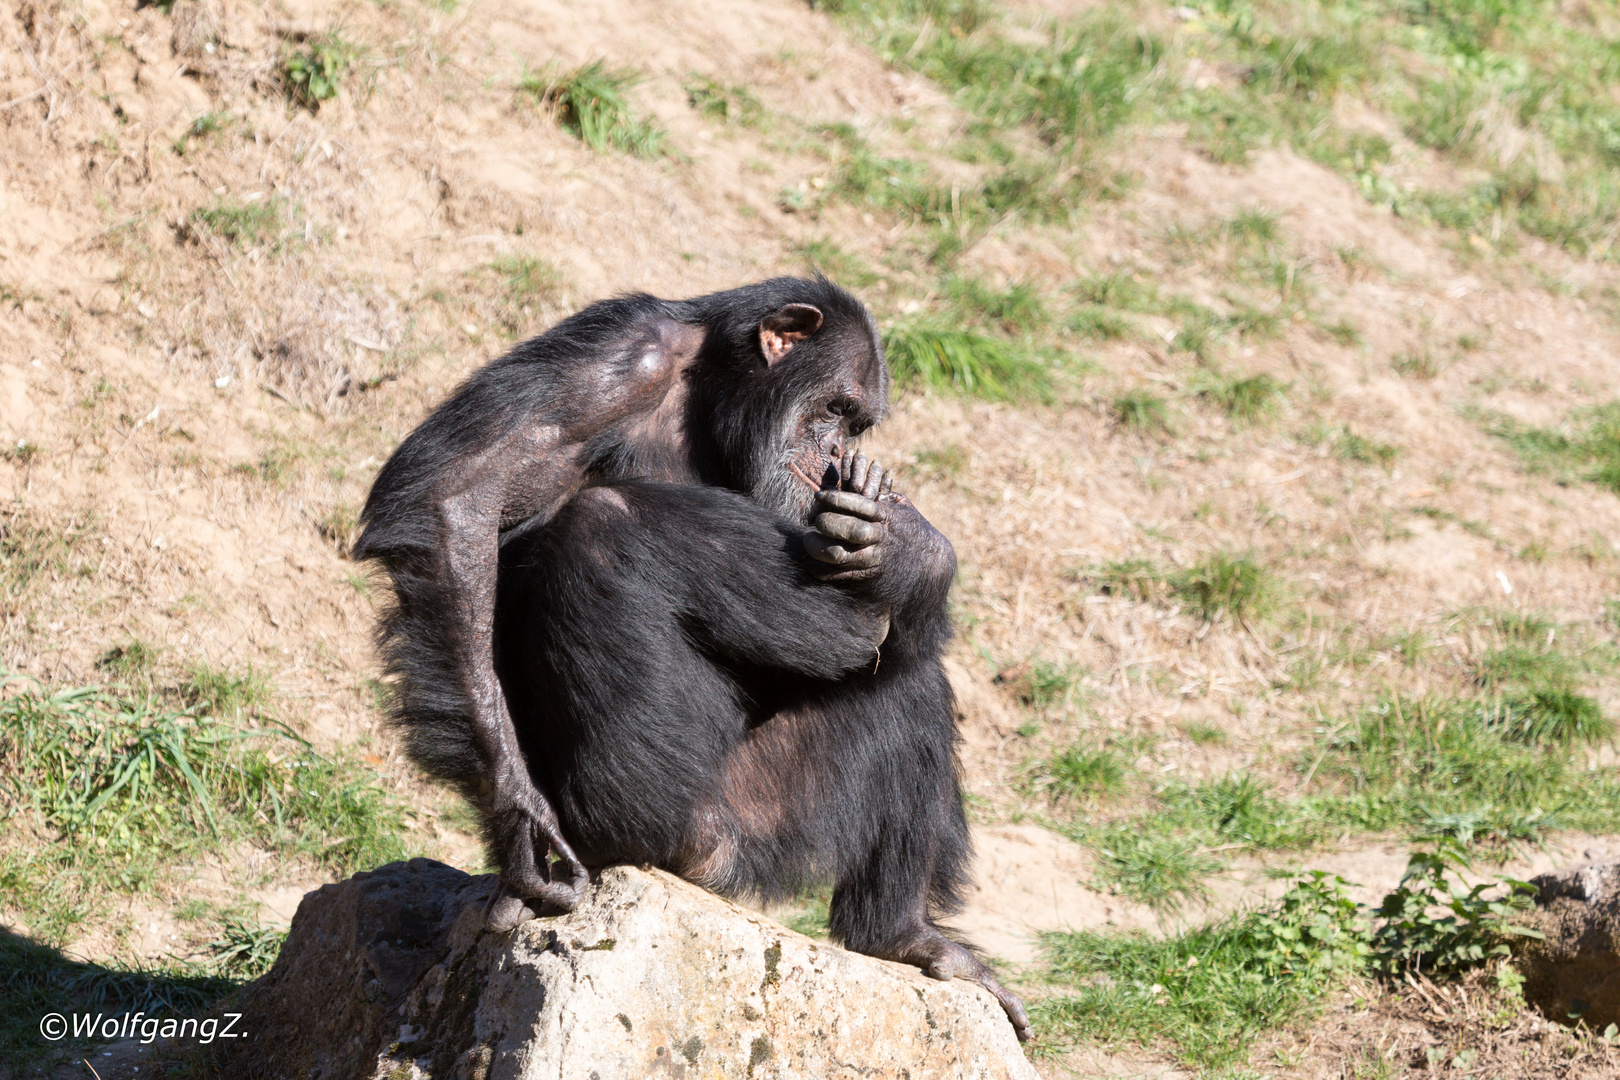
top-left (758, 304), bottom-right (824, 367)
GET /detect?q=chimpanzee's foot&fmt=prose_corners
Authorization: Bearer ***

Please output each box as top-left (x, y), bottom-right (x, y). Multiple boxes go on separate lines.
top-left (886, 932), bottom-right (1033, 1043)
top-left (484, 780), bottom-right (589, 930)
top-left (483, 881), bottom-right (540, 933)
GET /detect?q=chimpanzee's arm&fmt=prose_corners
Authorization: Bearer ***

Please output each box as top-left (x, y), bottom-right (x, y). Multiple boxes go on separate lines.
top-left (608, 484), bottom-right (893, 680)
top-left (354, 299), bottom-right (705, 918)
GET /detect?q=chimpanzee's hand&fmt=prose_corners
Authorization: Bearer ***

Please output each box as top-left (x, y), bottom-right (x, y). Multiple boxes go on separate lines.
top-left (803, 450), bottom-right (895, 582)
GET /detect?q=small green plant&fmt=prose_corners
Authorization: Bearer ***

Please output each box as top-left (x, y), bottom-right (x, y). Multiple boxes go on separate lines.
top-left (1485, 689), bottom-right (1612, 746)
top-left (1486, 402), bottom-right (1620, 496)
top-left (1391, 350), bottom-right (1443, 379)
top-left (1223, 208), bottom-right (1280, 247)
top-left (188, 198), bottom-right (283, 249)
top-left (1040, 743), bottom-right (1126, 803)
top-left (182, 663), bottom-right (271, 719)
top-left (1167, 774), bottom-right (1316, 850)
top-left (173, 110), bottom-right (232, 155)
top-left (796, 240), bottom-right (880, 287)
top-left (1331, 425), bottom-right (1400, 469)
top-left (1198, 372), bottom-right (1285, 426)
top-left (1089, 826), bottom-right (1219, 911)
top-left (1370, 847), bottom-right (1541, 976)
top-left (882, 323), bottom-right (1050, 401)
top-left (1112, 389), bottom-right (1169, 433)
top-left (1074, 271), bottom-right (1162, 313)
top-left (206, 917), bottom-right (289, 978)
top-left (1169, 552), bottom-right (1274, 623)
top-left (282, 34), bottom-right (351, 107)
top-left (1066, 306), bottom-right (1131, 340)
top-left (522, 61), bottom-right (665, 157)
top-left (781, 890), bottom-right (830, 938)
top-left (944, 275), bottom-right (1047, 334)
top-left (97, 640), bottom-right (161, 687)
top-left (1180, 720), bottom-right (1227, 746)
top-left (996, 658), bottom-right (1080, 712)
top-left (1321, 317), bottom-right (1362, 346)
top-left (684, 76), bottom-right (763, 126)
top-left (1248, 872), bottom-right (1371, 979)
top-left (1089, 557), bottom-right (1164, 601)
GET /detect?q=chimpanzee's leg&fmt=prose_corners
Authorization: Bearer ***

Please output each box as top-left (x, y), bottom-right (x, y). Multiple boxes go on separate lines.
top-left (690, 672), bottom-right (1031, 1041)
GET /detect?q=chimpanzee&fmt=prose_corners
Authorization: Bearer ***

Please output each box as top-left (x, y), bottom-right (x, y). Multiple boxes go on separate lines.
top-left (355, 278), bottom-right (1030, 1039)
top-left (494, 450), bottom-right (1028, 1036)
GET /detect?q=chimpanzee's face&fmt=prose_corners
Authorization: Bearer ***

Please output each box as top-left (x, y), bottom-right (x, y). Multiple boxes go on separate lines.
top-left (753, 326), bottom-right (886, 524)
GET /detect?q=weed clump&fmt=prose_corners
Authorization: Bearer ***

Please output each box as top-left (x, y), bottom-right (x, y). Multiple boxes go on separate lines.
top-left (684, 76), bottom-right (763, 126)
top-left (282, 34), bottom-right (352, 108)
top-left (187, 197), bottom-right (284, 250)
top-left (1039, 742), bottom-right (1126, 804)
top-left (883, 323), bottom-right (1050, 401)
top-left (1111, 389), bottom-right (1169, 433)
top-left (1197, 372), bottom-right (1286, 425)
top-left (521, 61), bottom-right (666, 157)
top-left (1487, 402), bottom-right (1620, 496)
top-left (1169, 552), bottom-right (1274, 623)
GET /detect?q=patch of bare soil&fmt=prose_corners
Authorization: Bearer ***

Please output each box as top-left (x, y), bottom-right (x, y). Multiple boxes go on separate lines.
top-left (1275, 971), bottom-right (1620, 1080)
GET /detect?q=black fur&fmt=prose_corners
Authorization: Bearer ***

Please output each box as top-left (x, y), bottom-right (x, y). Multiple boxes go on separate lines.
top-left (494, 480), bottom-right (970, 951)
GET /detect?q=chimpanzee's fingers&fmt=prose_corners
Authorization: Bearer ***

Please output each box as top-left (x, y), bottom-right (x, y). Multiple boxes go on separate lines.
top-left (804, 531), bottom-right (884, 568)
top-left (844, 451), bottom-right (871, 495)
top-left (814, 512), bottom-right (881, 547)
top-left (814, 490), bottom-right (884, 521)
top-left (880, 470), bottom-right (894, 497)
top-left (861, 459), bottom-right (883, 500)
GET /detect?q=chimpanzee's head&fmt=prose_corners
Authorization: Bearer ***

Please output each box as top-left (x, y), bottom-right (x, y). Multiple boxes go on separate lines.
top-left (689, 277), bottom-right (888, 523)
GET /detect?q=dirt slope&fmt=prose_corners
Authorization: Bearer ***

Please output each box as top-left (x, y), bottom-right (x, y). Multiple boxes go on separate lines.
top-left (5, 0), bottom-right (1620, 1075)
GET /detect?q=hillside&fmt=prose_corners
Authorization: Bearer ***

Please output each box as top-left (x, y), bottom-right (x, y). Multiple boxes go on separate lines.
top-left (4, 0), bottom-right (1620, 1076)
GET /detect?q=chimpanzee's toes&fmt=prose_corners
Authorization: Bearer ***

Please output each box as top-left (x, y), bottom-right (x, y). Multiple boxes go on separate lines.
top-left (485, 889), bottom-right (539, 933)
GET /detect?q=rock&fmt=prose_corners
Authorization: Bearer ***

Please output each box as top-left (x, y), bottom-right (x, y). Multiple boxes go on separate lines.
top-left (211, 859), bottom-right (1036, 1080)
top-left (1514, 856), bottom-right (1620, 1029)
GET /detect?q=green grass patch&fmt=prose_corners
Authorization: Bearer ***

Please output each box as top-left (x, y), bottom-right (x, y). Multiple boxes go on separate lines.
top-left (1196, 371), bottom-right (1287, 425)
top-left (796, 240), bottom-right (880, 288)
top-left (520, 61), bottom-right (666, 157)
top-left (1306, 694), bottom-right (1620, 840)
top-left (882, 323), bottom-right (1051, 400)
top-left (1065, 305), bottom-right (1132, 340)
top-left (187, 197), bottom-right (285, 250)
top-left (1037, 871), bottom-right (1365, 1067)
top-left (1086, 825), bottom-right (1220, 912)
top-left (1037, 848), bottom-right (1539, 1068)
top-left (1485, 402), bottom-right (1620, 496)
top-left (1037, 741), bottom-right (1128, 804)
top-left (1111, 389), bottom-right (1170, 433)
top-left (684, 75), bottom-right (763, 126)
top-left (1169, 551), bottom-right (1275, 623)
top-left (944, 275), bottom-right (1048, 333)
top-left (0, 680), bottom-right (411, 936)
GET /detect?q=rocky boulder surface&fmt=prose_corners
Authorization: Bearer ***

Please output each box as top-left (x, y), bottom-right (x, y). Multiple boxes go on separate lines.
top-left (1515, 854), bottom-right (1620, 1030)
top-left (210, 859), bottom-right (1036, 1080)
